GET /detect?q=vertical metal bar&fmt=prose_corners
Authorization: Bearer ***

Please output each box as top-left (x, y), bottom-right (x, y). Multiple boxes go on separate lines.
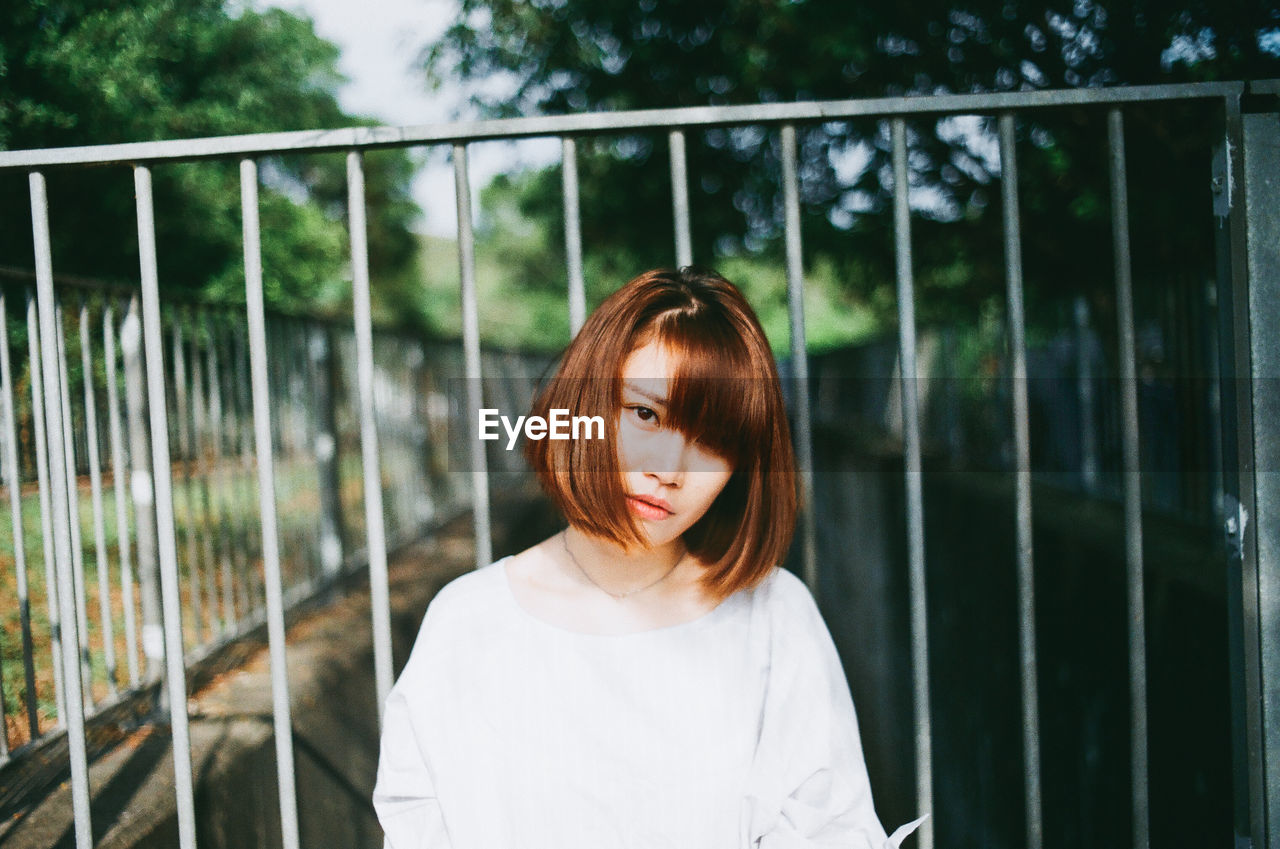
top-left (453, 143), bottom-right (492, 569)
top-left (301, 321), bottom-right (320, 583)
top-left (999, 112), bottom-right (1042, 849)
top-left (123, 295), bottom-right (163, 684)
top-left (1247, 109), bottom-right (1280, 849)
top-left (30, 170), bottom-right (92, 849)
top-left (133, 164), bottom-right (199, 849)
top-left (779, 125), bottom-right (818, 593)
top-left (1106, 107), bottom-right (1150, 849)
top-left (104, 303), bottom-right (140, 687)
top-left (80, 301), bottom-right (118, 697)
top-left (668, 129), bottom-right (693, 267)
top-left (561, 137), bottom-right (587, 335)
top-left (54, 302), bottom-right (92, 705)
top-left (1235, 103), bottom-right (1280, 849)
top-left (348, 151), bottom-right (394, 712)
top-left (206, 322), bottom-right (235, 632)
top-left (309, 325), bottom-right (344, 578)
top-left (172, 318), bottom-right (204, 645)
top-left (240, 157), bottom-right (302, 849)
top-left (190, 324), bottom-right (219, 634)
top-left (1073, 296), bottom-right (1099, 493)
top-left (294, 321), bottom-right (319, 582)
top-left (1, 291), bottom-right (40, 740)
top-left (225, 319), bottom-right (250, 624)
top-left (28, 291), bottom-right (66, 723)
top-left (223, 320), bottom-right (242, 620)
top-left (891, 117), bottom-right (934, 849)
top-left (1215, 100), bottom-right (1261, 849)
top-left (283, 324), bottom-right (308, 583)
top-left (232, 322), bottom-right (262, 615)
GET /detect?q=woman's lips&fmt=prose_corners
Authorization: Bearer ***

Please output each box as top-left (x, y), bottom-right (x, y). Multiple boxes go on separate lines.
top-left (627, 495), bottom-right (673, 520)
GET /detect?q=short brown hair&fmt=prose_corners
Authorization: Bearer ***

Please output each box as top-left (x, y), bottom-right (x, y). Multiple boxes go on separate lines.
top-left (525, 267), bottom-right (796, 600)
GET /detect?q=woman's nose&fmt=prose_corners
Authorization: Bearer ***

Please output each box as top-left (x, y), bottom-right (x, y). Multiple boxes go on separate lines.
top-left (642, 429), bottom-right (687, 486)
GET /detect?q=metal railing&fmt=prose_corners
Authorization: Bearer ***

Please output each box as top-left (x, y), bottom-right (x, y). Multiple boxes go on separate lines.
top-left (0, 79), bottom-right (1276, 849)
top-left (0, 267), bottom-right (482, 728)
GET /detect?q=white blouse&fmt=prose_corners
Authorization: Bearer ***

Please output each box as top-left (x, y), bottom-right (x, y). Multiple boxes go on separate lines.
top-left (373, 558), bottom-right (924, 849)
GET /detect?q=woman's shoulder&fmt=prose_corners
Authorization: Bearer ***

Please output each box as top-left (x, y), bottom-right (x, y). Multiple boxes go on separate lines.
top-left (421, 559), bottom-right (510, 632)
top-left (751, 565), bottom-right (819, 616)
top-left (746, 566), bottom-right (837, 659)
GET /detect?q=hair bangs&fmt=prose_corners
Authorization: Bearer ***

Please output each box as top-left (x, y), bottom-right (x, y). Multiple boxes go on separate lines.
top-left (638, 308), bottom-right (773, 468)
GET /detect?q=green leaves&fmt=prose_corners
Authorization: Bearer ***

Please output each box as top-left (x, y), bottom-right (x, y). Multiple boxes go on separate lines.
top-left (419, 0), bottom-right (1278, 337)
top-left (1, 0), bottom-right (417, 315)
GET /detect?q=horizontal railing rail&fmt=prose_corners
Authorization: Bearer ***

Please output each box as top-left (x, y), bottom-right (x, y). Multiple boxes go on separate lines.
top-left (0, 81), bottom-right (1257, 170)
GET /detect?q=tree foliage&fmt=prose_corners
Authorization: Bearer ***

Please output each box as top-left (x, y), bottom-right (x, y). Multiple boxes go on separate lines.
top-left (0, 0), bottom-right (420, 315)
top-left (423, 0), bottom-right (1279, 331)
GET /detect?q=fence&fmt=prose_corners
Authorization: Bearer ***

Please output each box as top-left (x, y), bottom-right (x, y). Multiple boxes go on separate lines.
top-left (0, 80), bottom-right (1277, 849)
top-left (0, 267), bottom-right (476, 736)
top-left (808, 308), bottom-right (1223, 525)
top-left (0, 268), bottom-right (549, 841)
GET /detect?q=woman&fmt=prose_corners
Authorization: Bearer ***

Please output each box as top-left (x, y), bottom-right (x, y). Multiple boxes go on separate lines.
top-left (373, 267), bottom-right (923, 848)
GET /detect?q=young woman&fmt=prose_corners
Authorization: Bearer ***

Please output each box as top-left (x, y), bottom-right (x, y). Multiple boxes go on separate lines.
top-left (373, 267), bottom-right (922, 848)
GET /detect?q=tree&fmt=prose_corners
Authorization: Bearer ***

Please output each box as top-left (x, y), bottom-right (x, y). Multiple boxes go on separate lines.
top-left (422, 0), bottom-right (1279, 330)
top-left (0, 0), bottom-right (421, 315)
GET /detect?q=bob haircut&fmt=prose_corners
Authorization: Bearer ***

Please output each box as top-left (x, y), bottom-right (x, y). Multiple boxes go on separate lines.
top-left (525, 266), bottom-right (797, 601)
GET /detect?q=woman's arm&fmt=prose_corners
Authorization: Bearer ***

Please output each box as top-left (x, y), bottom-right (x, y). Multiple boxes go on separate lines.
top-left (372, 603), bottom-right (453, 849)
top-left (744, 570), bottom-right (924, 849)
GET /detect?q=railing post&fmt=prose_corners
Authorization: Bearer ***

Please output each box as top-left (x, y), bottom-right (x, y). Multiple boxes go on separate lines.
top-left (562, 137), bottom-right (586, 335)
top-left (999, 112), bottom-right (1042, 849)
top-left (1106, 106), bottom-right (1150, 849)
top-left (1, 290), bottom-right (41, 740)
top-left (668, 129), bottom-right (693, 267)
top-left (29, 170), bottom-right (93, 849)
top-left (122, 295), bottom-right (164, 683)
top-left (133, 164), bottom-right (199, 849)
top-left (891, 117), bottom-right (935, 849)
top-left (240, 156), bottom-right (302, 849)
top-left (453, 143), bottom-right (492, 569)
top-left (188, 319), bottom-right (220, 635)
top-left (103, 302), bottom-right (140, 687)
top-left (1072, 297), bottom-right (1100, 493)
top-left (172, 314), bottom-right (205, 645)
top-left (310, 324), bottom-right (345, 577)
top-left (80, 300), bottom-right (119, 699)
top-left (204, 317), bottom-right (237, 632)
top-left (1240, 99), bottom-right (1280, 849)
top-left (26, 291), bottom-right (67, 724)
top-left (232, 321), bottom-right (263, 612)
top-left (1219, 92), bottom-right (1280, 849)
top-left (53, 302), bottom-right (92, 706)
top-left (779, 125), bottom-right (817, 594)
top-left (347, 151), bottom-right (394, 712)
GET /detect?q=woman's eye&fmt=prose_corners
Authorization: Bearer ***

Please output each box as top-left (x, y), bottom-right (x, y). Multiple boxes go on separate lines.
top-left (626, 405), bottom-right (660, 426)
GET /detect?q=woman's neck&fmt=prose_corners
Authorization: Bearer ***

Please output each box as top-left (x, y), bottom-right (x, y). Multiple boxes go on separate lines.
top-left (562, 526), bottom-right (688, 598)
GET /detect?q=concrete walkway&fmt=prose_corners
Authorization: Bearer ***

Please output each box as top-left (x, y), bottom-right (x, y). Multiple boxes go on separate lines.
top-left (0, 494), bottom-right (559, 849)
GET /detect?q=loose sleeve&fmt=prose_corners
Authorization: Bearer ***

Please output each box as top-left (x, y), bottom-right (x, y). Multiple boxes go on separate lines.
top-left (743, 573), bottom-right (925, 849)
top-left (372, 604), bottom-right (453, 849)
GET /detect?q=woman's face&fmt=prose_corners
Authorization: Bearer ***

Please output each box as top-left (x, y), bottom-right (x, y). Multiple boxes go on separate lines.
top-left (615, 340), bottom-right (734, 550)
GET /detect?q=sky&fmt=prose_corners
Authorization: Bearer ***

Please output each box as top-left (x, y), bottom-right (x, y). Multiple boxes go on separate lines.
top-left (263, 0), bottom-right (557, 236)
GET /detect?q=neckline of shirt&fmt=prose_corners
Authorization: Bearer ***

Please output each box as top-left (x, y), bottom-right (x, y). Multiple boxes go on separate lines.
top-left (494, 555), bottom-right (744, 639)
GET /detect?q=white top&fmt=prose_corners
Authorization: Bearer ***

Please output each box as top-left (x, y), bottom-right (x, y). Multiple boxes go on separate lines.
top-left (373, 558), bottom-right (924, 849)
